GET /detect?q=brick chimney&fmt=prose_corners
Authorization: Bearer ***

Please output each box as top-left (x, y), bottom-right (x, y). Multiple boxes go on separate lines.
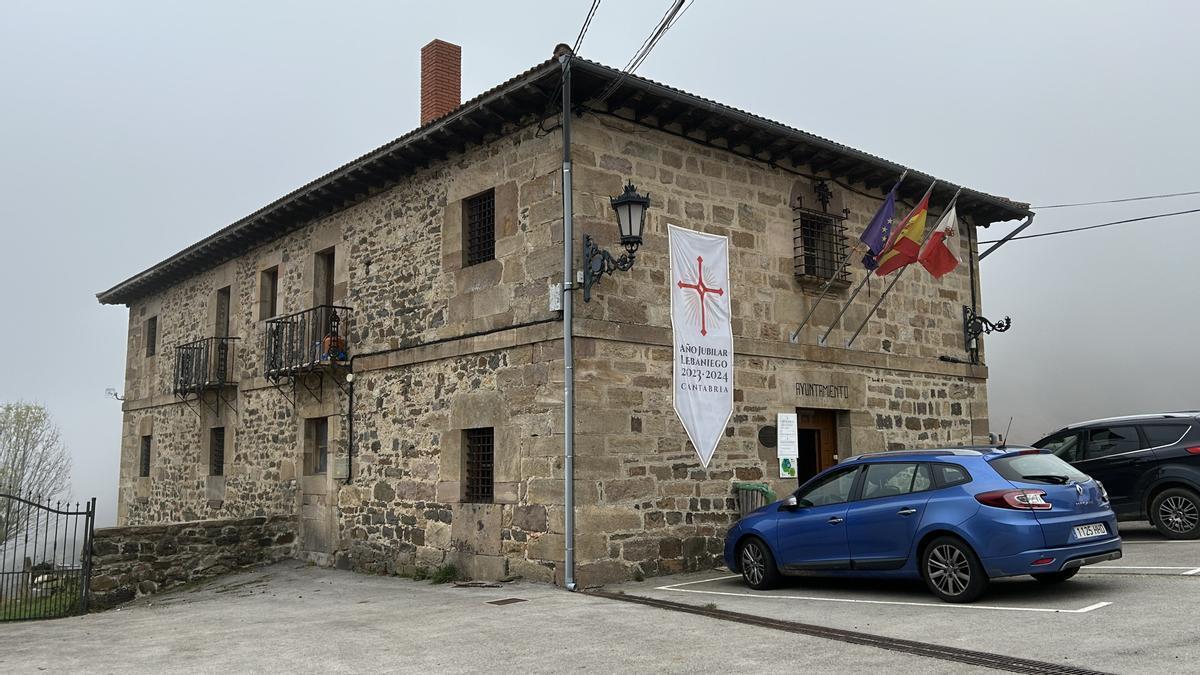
top-left (420, 39), bottom-right (461, 125)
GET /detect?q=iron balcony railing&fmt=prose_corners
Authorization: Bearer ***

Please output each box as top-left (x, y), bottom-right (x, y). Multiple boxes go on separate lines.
top-left (173, 337), bottom-right (239, 397)
top-left (264, 305), bottom-right (352, 379)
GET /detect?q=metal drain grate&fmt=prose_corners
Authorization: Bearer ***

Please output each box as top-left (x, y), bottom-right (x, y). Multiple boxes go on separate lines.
top-left (487, 598), bottom-right (527, 606)
top-left (589, 591), bottom-right (1111, 675)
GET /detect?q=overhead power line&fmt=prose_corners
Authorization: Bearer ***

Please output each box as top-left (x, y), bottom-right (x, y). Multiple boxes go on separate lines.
top-left (978, 208), bottom-right (1200, 244)
top-left (573, 0), bottom-right (602, 54)
top-left (1033, 190), bottom-right (1200, 209)
top-left (594, 0), bottom-right (692, 104)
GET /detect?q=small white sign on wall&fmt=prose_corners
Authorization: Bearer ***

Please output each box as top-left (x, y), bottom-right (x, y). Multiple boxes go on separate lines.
top-left (777, 412), bottom-right (799, 478)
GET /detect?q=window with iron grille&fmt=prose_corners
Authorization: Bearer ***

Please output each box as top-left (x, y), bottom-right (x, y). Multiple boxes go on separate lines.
top-left (145, 316), bottom-right (158, 357)
top-left (793, 210), bottom-right (850, 283)
top-left (139, 435), bottom-right (152, 477)
top-left (210, 427), bottom-right (226, 477)
top-left (464, 427), bottom-right (494, 503)
top-left (464, 190), bottom-right (496, 267)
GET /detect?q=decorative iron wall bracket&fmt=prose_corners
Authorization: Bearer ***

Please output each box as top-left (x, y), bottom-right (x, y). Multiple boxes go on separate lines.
top-left (963, 305), bottom-right (1011, 362)
top-left (581, 233), bottom-right (637, 302)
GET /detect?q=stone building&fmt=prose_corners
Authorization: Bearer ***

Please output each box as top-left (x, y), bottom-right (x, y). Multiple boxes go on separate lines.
top-left (97, 41), bottom-right (1030, 586)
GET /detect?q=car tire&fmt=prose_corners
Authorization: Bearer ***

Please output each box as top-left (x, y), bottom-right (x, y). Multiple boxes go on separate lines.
top-left (921, 536), bottom-right (988, 603)
top-left (1032, 568), bottom-right (1079, 584)
top-left (1150, 488), bottom-right (1200, 540)
top-left (737, 537), bottom-right (781, 590)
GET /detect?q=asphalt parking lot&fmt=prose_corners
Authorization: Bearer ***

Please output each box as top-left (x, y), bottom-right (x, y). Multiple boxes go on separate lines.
top-left (608, 523), bottom-right (1200, 674)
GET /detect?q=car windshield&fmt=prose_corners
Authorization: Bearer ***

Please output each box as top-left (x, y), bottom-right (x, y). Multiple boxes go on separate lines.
top-left (990, 453), bottom-right (1090, 485)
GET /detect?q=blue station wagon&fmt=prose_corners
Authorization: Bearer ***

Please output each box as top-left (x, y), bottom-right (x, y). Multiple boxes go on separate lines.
top-left (723, 447), bottom-right (1122, 602)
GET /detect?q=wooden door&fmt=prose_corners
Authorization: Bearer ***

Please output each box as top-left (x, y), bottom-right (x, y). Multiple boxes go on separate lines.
top-left (796, 408), bottom-right (838, 474)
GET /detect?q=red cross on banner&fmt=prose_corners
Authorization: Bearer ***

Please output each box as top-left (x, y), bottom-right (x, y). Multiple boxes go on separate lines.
top-left (669, 224), bottom-right (734, 468)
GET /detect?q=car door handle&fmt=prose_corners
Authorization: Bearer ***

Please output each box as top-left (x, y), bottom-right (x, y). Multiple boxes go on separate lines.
top-left (897, 507), bottom-right (918, 516)
top-left (827, 516), bottom-right (844, 525)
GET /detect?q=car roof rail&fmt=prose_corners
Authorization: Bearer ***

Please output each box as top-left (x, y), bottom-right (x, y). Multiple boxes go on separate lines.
top-left (1066, 412), bottom-right (1200, 429)
top-left (842, 449), bottom-right (984, 462)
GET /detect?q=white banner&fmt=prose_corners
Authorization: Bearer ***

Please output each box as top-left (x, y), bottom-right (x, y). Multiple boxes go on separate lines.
top-left (669, 224), bottom-right (733, 468)
top-left (777, 413), bottom-right (799, 478)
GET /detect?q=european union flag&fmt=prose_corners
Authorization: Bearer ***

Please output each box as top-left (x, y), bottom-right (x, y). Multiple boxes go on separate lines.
top-left (860, 183), bottom-right (899, 270)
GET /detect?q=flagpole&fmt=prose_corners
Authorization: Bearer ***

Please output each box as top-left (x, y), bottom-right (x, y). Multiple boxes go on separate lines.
top-left (793, 170), bottom-right (908, 344)
top-left (818, 271), bottom-right (871, 345)
top-left (789, 243), bottom-right (863, 343)
top-left (844, 186), bottom-right (960, 349)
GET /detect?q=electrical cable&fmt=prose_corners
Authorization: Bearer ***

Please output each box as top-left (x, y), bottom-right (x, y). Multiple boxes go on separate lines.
top-left (537, 1), bottom-right (602, 138)
top-left (593, 0), bottom-right (690, 105)
top-left (978, 208), bottom-right (1200, 244)
top-left (573, 0), bottom-right (601, 54)
top-left (1032, 190), bottom-right (1200, 209)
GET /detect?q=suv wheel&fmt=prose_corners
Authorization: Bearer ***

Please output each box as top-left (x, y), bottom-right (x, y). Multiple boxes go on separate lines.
top-left (921, 536), bottom-right (988, 603)
top-left (1151, 488), bottom-right (1200, 539)
top-left (738, 537), bottom-right (781, 590)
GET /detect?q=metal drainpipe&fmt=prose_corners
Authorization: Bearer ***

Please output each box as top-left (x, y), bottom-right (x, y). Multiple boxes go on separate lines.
top-left (559, 52), bottom-right (577, 592)
top-left (345, 356), bottom-right (355, 485)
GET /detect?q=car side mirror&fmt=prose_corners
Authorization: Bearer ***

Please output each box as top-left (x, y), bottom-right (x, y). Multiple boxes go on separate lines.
top-left (782, 495), bottom-right (799, 510)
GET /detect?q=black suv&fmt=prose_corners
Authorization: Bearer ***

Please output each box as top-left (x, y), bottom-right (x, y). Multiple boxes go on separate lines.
top-left (1033, 412), bottom-right (1200, 539)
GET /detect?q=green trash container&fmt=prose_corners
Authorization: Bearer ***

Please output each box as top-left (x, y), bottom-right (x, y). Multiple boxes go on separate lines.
top-left (733, 482), bottom-right (777, 518)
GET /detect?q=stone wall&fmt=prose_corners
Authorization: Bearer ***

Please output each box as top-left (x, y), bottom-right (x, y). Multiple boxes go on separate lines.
top-left (109, 107), bottom-right (1000, 587)
top-left (89, 515), bottom-right (296, 608)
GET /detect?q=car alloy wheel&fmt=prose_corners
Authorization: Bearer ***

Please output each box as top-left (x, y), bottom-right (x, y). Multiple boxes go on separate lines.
top-left (741, 541), bottom-right (767, 587)
top-left (1158, 494), bottom-right (1199, 535)
top-left (927, 544), bottom-right (972, 597)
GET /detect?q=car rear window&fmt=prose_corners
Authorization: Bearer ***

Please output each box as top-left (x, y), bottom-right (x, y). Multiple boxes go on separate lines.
top-left (991, 453), bottom-right (1090, 485)
top-left (1142, 424), bottom-right (1191, 448)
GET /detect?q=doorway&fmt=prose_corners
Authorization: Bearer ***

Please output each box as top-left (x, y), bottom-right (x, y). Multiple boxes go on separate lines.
top-left (795, 408), bottom-right (839, 484)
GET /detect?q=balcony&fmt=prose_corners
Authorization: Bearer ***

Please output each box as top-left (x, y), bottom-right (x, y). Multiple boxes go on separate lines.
top-left (264, 305), bottom-right (352, 380)
top-left (173, 337), bottom-right (239, 397)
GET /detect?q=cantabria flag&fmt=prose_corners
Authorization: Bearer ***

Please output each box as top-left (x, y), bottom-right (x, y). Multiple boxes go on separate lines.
top-left (918, 203), bottom-right (962, 279)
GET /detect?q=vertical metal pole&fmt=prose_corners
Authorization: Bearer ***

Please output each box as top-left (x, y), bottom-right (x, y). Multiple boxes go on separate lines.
top-left (82, 498), bottom-right (95, 614)
top-left (559, 53), bottom-right (577, 592)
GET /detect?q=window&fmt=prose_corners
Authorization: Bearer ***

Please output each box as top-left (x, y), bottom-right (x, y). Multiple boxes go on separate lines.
top-left (215, 286), bottom-right (231, 338)
top-left (1037, 431), bottom-right (1084, 463)
top-left (464, 427), bottom-right (494, 503)
top-left (1142, 424), bottom-right (1190, 448)
top-left (259, 267), bottom-right (279, 320)
top-left (144, 316), bottom-right (158, 356)
top-left (991, 453), bottom-right (1090, 485)
top-left (210, 427), bottom-right (225, 476)
top-left (796, 467), bottom-right (858, 507)
top-left (314, 248), bottom-right (335, 306)
top-left (305, 418), bottom-right (329, 475)
top-left (931, 463), bottom-right (971, 488)
top-left (793, 210), bottom-right (849, 282)
top-left (139, 436), bottom-right (152, 477)
top-left (1084, 426), bottom-right (1142, 460)
top-left (464, 190), bottom-right (496, 266)
top-left (861, 463), bottom-right (931, 499)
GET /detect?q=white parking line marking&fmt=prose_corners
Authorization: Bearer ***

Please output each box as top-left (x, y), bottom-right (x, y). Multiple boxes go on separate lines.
top-left (1122, 540), bottom-right (1197, 545)
top-left (654, 576), bottom-right (1112, 614)
top-left (1089, 565), bottom-right (1198, 570)
top-left (1182, 568), bottom-right (1200, 576)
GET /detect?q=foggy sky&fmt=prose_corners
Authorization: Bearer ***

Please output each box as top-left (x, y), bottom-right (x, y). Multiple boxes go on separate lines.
top-left (2, 1), bottom-right (1197, 527)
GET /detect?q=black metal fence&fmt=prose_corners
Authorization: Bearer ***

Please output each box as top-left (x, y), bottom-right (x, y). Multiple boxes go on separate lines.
top-left (173, 337), bottom-right (240, 397)
top-left (264, 305), bottom-right (352, 379)
top-left (0, 494), bottom-right (95, 621)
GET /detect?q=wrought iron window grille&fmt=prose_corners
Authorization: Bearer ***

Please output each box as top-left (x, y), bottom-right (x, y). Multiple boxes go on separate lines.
top-left (792, 206), bottom-right (850, 284)
top-left (465, 190), bottom-right (496, 267)
top-left (263, 305), bottom-right (352, 381)
top-left (210, 428), bottom-right (225, 477)
top-left (465, 427), bottom-right (495, 504)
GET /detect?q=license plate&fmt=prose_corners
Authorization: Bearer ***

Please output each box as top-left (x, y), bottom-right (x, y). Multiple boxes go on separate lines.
top-left (1073, 523), bottom-right (1108, 539)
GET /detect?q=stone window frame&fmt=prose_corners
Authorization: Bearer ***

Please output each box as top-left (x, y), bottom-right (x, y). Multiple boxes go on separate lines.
top-left (463, 427), bottom-right (495, 504)
top-left (462, 189), bottom-right (496, 267)
top-left (258, 265), bottom-right (280, 321)
top-left (138, 435), bottom-right (152, 478)
top-left (303, 417), bottom-right (330, 476)
top-left (438, 391), bottom-right (517, 504)
top-left (144, 315), bottom-right (158, 357)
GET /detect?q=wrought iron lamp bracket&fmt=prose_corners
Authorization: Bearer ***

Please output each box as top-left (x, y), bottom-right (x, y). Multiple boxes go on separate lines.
top-left (581, 233), bottom-right (637, 302)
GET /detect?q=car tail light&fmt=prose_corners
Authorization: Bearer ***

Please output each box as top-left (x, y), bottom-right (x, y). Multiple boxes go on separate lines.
top-left (1032, 557), bottom-right (1056, 566)
top-left (1186, 447), bottom-right (1200, 455)
top-left (975, 489), bottom-right (1052, 510)
top-left (1096, 481), bottom-right (1110, 503)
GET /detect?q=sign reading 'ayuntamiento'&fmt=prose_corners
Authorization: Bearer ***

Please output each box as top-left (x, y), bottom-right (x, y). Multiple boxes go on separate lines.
top-left (669, 224), bottom-right (733, 468)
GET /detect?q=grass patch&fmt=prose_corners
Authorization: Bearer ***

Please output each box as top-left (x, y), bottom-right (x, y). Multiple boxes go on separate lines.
top-left (703, 602), bottom-right (718, 610)
top-left (0, 582), bottom-right (83, 621)
top-left (430, 564), bottom-right (459, 584)
top-left (411, 567), bottom-right (430, 581)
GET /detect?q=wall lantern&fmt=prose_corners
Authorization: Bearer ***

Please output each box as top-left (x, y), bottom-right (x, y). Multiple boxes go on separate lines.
top-left (581, 182), bottom-right (651, 302)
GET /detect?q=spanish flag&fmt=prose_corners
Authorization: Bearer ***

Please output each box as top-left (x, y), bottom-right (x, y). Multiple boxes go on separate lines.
top-left (874, 183), bottom-right (934, 276)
